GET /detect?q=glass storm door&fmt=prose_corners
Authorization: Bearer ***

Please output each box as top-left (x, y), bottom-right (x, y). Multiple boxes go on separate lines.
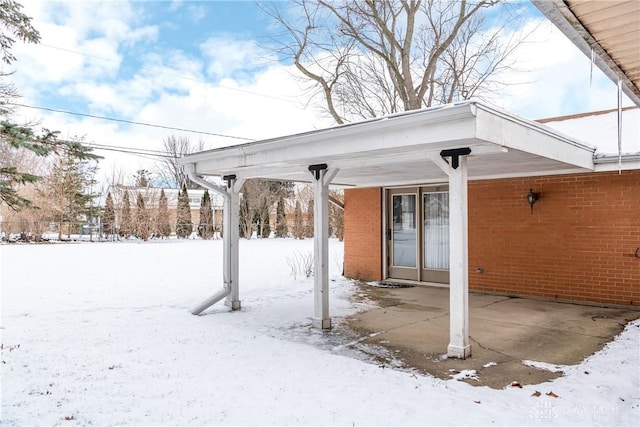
top-left (421, 191), bottom-right (450, 283)
top-left (387, 186), bottom-right (450, 284)
top-left (388, 189), bottom-right (419, 281)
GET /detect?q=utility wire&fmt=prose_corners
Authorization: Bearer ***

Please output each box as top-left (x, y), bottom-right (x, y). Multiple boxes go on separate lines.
top-left (10, 102), bottom-right (255, 141)
top-left (84, 142), bottom-right (174, 158)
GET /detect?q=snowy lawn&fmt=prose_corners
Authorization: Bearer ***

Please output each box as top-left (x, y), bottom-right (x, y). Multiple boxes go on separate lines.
top-left (1, 239), bottom-right (638, 426)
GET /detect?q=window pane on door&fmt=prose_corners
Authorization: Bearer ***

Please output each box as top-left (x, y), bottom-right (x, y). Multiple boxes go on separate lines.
top-left (423, 192), bottom-right (449, 270)
top-left (392, 194), bottom-right (416, 267)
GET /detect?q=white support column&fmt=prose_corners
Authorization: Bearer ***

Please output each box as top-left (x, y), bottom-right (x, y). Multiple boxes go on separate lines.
top-left (224, 176), bottom-right (244, 311)
top-left (309, 164), bottom-right (339, 329)
top-left (446, 155), bottom-right (471, 359)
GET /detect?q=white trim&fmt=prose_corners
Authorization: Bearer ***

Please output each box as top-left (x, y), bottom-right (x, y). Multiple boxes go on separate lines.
top-left (381, 189), bottom-right (387, 281)
top-left (180, 101), bottom-right (599, 188)
top-left (594, 154), bottom-right (640, 172)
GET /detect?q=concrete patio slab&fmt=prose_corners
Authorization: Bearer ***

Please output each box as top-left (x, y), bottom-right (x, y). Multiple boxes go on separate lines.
top-left (346, 284), bottom-right (640, 389)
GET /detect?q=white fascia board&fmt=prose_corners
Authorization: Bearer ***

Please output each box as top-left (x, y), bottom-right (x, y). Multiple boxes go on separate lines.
top-left (187, 104), bottom-right (479, 176)
top-left (593, 153), bottom-right (640, 171)
top-left (474, 104), bottom-right (595, 171)
top-left (181, 103), bottom-right (476, 161)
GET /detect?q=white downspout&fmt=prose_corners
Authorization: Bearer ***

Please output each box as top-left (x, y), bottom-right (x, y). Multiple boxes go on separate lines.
top-left (183, 163), bottom-right (232, 315)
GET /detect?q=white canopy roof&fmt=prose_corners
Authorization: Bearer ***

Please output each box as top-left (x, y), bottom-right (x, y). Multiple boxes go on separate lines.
top-left (180, 101), bottom-right (597, 187)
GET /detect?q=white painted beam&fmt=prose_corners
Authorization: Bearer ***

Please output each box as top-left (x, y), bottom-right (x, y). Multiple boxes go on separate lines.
top-left (311, 167), bottom-right (339, 329)
top-left (224, 177), bottom-right (244, 310)
top-left (446, 156), bottom-right (471, 359)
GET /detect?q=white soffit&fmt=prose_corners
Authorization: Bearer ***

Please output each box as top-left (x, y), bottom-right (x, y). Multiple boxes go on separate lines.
top-left (180, 101), bottom-right (595, 187)
top-left (532, 0), bottom-right (640, 107)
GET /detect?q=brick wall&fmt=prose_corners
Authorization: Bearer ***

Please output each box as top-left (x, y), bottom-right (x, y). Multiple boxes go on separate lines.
top-left (344, 187), bottom-right (383, 280)
top-left (343, 171), bottom-right (639, 306)
top-left (468, 170), bottom-right (640, 307)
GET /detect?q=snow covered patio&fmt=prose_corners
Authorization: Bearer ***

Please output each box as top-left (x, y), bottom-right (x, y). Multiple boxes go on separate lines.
top-left (179, 100), bottom-right (601, 360)
top-left (347, 283), bottom-right (640, 389)
top-left (2, 239), bottom-right (639, 425)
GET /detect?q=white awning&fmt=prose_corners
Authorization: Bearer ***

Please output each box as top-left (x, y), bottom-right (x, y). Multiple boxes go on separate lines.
top-left (179, 101), bottom-right (595, 185)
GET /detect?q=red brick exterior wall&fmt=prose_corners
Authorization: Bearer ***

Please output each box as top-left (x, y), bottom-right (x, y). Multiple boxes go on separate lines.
top-left (343, 170), bottom-right (640, 306)
top-left (468, 170), bottom-right (639, 307)
top-left (344, 187), bottom-right (383, 281)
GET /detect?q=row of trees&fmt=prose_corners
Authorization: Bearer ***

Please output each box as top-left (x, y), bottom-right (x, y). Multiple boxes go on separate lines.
top-left (96, 178), bottom-right (343, 242)
top-left (100, 184), bottom-right (217, 241)
top-left (238, 179), bottom-right (343, 240)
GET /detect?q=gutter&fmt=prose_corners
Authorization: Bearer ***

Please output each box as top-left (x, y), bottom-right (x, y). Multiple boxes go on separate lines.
top-left (183, 163), bottom-right (231, 315)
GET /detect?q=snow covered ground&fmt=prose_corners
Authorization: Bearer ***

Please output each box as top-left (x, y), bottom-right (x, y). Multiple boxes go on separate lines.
top-left (1, 239), bottom-right (638, 426)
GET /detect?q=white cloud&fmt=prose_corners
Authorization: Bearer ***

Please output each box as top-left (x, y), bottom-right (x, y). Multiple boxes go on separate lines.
top-left (200, 36), bottom-right (274, 81)
top-left (493, 20), bottom-right (632, 119)
top-left (8, 1), bottom-right (634, 189)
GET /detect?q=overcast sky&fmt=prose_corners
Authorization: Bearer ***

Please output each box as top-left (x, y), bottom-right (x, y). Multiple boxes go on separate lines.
top-left (9, 0), bottom-right (633, 185)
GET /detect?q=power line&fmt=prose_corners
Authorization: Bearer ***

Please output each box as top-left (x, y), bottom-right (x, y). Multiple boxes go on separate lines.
top-left (84, 142), bottom-right (174, 158)
top-left (10, 102), bottom-right (255, 141)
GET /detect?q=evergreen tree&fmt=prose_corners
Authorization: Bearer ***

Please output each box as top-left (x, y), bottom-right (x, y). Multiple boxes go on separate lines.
top-left (156, 188), bottom-right (171, 238)
top-left (119, 190), bottom-right (132, 238)
top-left (305, 198), bottom-right (314, 238)
top-left (239, 190), bottom-right (251, 239)
top-left (134, 193), bottom-right (150, 241)
top-left (292, 199), bottom-right (304, 239)
top-left (0, 3), bottom-right (98, 209)
top-left (275, 196), bottom-right (287, 238)
top-left (102, 191), bottom-right (116, 238)
top-left (43, 153), bottom-right (96, 240)
top-left (175, 183), bottom-right (192, 238)
top-left (133, 169), bottom-right (151, 187)
top-left (198, 189), bottom-right (214, 239)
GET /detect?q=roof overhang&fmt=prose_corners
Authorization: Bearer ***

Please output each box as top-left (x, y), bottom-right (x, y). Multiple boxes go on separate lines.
top-left (531, 0), bottom-right (640, 107)
top-left (179, 101), bottom-right (595, 187)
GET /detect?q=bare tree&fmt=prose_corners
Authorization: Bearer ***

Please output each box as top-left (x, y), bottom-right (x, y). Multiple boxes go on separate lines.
top-left (157, 135), bottom-right (205, 189)
top-left (238, 179), bottom-right (294, 239)
top-left (265, 0), bottom-right (528, 123)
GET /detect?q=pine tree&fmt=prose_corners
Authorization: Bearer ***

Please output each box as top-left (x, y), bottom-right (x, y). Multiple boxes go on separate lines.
top-left (102, 192), bottom-right (116, 238)
top-left (275, 196), bottom-right (287, 238)
top-left (176, 183), bottom-right (192, 238)
top-left (198, 189), bottom-right (214, 239)
top-left (134, 193), bottom-right (150, 241)
top-left (293, 199), bottom-right (304, 239)
top-left (305, 198), bottom-right (314, 238)
top-left (0, 4), bottom-right (99, 210)
top-left (156, 188), bottom-right (171, 238)
top-left (119, 190), bottom-right (132, 238)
